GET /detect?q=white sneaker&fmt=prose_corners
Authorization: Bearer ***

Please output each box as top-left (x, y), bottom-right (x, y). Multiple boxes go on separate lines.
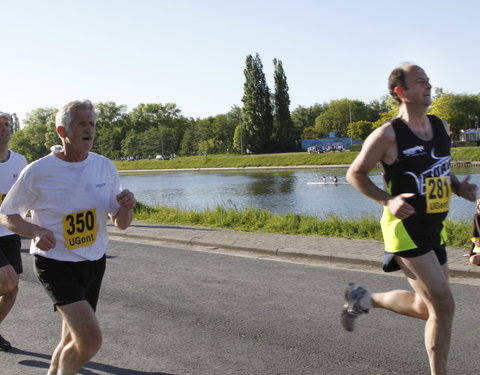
top-left (341, 282), bottom-right (369, 332)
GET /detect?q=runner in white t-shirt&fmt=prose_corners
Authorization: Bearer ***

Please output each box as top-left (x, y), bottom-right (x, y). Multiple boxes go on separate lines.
top-left (0, 100), bottom-right (136, 375)
top-left (0, 111), bottom-right (27, 351)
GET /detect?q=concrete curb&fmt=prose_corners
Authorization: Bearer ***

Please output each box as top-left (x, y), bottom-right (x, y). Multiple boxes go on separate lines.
top-left (107, 225), bottom-right (480, 279)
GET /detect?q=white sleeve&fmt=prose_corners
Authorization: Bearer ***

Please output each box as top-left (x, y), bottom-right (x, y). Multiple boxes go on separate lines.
top-left (0, 168), bottom-right (36, 218)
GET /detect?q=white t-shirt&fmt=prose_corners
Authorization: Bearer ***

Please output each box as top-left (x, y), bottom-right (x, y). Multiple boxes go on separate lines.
top-left (0, 150), bottom-right (28, 237)
top-left (0, 152), bottom-right (122, 261)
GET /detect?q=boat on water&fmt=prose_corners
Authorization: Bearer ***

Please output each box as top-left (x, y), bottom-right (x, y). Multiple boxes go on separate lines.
top-left (308, 175), bottom-right (346, 185)
top-left (306, 181), bottom-right (347, 185)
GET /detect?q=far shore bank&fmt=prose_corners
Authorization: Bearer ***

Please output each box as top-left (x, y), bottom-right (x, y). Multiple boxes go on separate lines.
top-left (114, 148), bottom-right (480, 173)
top-left (117, 160), bottom-right (480, 174)
top-left (117, 164), bottom-right (351, 174)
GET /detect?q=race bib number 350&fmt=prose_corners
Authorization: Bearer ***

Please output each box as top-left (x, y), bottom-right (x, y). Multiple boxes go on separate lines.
top-left (425, 176), bottom-right (451, 213)
top-left (63, 209), bottom-right (97, 250)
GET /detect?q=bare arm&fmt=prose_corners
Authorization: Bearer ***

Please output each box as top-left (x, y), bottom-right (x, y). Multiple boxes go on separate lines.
top-left (0, 213), bottom-right (56, 250)
top-left (450, 173), bottom-right (477, 202)
top-left (346, 124), bottom-right (416, 219)
top-left (111, 189), bottom-right (136, 230)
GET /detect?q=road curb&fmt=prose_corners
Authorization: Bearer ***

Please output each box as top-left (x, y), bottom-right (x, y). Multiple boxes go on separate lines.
top-left (108, 230), bottom-right (480, 280)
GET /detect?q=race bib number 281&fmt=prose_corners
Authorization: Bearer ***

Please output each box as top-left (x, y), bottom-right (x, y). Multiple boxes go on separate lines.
top-left (425, 176), bottom-right (451, 213)
top-left (63, 209), bottom-right (97, 250)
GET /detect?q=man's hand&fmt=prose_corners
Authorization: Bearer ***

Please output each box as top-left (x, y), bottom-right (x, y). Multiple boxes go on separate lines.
top-left (464, 253), bottom-right (480, 266)
top-left (386, 193), bottom-right (416, 219)
top-left (116, 189), bottom-right (136, 210)
top-left (34, 228), bottom-right (56, 251)
top-left (457, 176), bottom-right (477, 202)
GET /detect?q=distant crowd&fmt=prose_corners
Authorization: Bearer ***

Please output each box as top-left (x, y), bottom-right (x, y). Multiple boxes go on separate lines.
top-left (307, 144), bottom-right (345, 153)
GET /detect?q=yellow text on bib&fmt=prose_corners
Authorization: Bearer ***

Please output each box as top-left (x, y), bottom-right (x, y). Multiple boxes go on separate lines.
top-left (0, 193), bottom-right (6, 204)
top-left (425, 176), bottom-right (451, 214)
top-left (63, 209), bottom-right (97, 250)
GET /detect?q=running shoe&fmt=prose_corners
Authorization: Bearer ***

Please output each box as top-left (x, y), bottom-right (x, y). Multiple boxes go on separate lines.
top-left (0, 335), bottom-right (11, 351)
top-left (341, 282), bottom-right (369, 332)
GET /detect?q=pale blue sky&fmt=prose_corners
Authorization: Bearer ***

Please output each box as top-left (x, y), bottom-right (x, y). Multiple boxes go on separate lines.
top-left (3, 0), bottom-right (479, 124)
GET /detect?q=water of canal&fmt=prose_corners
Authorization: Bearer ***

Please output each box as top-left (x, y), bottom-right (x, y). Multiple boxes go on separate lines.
top-left (119, 166), bottom-right (480, 221)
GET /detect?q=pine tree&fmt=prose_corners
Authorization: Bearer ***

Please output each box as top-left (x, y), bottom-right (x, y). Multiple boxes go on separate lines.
top-left (11, 113), bottom-right (20, 133)
top-left (272, 58), bottom-right (294, 152)
top-left (241, 53), bottom-right (273, 153)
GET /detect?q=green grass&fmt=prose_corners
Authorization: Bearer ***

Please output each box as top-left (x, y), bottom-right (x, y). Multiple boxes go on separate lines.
top-left (134, 202), bottom-right (473, 249)
top-left (115, 147), bottom-right (480, 171)
top-left (451, 147), bottom-right (480, 161)
top-left (115, 152), bottom-right (358, 170)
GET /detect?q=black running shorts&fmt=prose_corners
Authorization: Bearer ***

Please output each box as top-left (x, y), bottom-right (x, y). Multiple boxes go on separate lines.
top-left (34, 254), bottom-right (106, 311)
top-left (0, 234), bottom-right (23, 274)
top-left (382, 245), bottom-right (447, 273)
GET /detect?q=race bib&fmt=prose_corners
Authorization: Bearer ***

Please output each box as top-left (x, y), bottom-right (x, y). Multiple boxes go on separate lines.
top-left (63, 209), bottom-right (97, 250)
top-left (425, 176), bottom-right (451, 213)
top-left (0, 193), bottom-right (6, 204)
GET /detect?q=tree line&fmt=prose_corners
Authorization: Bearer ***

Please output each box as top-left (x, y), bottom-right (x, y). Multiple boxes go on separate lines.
top-left (9, 55), bottom-right (480, 162)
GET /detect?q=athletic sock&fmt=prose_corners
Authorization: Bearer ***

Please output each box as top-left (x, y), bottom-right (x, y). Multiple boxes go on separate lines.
top-left (359, 291), bottom-right (372, 310)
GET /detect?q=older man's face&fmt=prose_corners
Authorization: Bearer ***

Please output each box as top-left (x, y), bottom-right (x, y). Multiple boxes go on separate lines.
top-left (62, 109), bottom-right (96, 153)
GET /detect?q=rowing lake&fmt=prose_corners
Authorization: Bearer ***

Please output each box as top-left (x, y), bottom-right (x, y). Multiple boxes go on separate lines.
top-left (119, 166), bottom-right (480, 221)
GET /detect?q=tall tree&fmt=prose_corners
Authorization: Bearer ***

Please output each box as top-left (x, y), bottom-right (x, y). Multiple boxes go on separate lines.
top-left (180, 123), bottom-right (198, 155)
top-left (272, 58), bottom-right (294, 152)
top-left (292, 104), bottom-right (324, 140)
top-left (93, 101), bottom-right (129, 158)
top-left (241, 53), bottom-right (273, 153)
top-left (23, 107), bottom-right (58, 156)
top-left (346, 120), bottom-right (374, 140)
top-left (129, 103), bottom-right (188, 154)
top-left (429, 93), bottom-right (480, 135)
top-left (11, 113), bottom-right (20, 133)
top-left (9, 122), bottom-right (49, 162)
top-left (313, 99), bottom-right (376, 137)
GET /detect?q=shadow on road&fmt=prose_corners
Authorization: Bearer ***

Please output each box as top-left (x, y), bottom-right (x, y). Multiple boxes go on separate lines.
top-left (11, 348), bottom-right (176, 375)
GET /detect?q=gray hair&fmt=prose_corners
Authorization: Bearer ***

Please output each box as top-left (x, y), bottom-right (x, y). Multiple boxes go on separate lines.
top-left (0, 112), bottom-right (12, 122)
top-left (55, 100), bottom-right (97, 131)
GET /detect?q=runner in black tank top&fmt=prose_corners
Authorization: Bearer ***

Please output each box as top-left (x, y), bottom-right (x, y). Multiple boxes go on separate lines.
top-left (340, 64), bottom-right (478, 374)
top-left (380, 114), bottom-right (452, 254)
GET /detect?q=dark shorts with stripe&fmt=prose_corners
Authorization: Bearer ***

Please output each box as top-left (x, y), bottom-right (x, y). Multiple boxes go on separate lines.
top-left (0, 234), bottom-right (23, 274)
top-left (33, 254), bottom-right (106, 311)
top-left (382, 244), bottom-right (447, 272)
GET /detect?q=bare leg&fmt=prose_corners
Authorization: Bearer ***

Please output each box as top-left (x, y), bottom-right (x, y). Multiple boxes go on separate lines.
top-left (372, 289), bottom-right (428, 319)
top-left (0, 265), bottom-right (19, 324)
top-left (48, 301), bottom-right (102, 375)
top-left (48, 320), bottom-right (72, 375)
top-left (371, 251), bottom-right (453, 375)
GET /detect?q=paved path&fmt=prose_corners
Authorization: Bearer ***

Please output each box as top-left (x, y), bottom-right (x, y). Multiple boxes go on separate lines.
top-left (107, 221), bottom-right (480, 279)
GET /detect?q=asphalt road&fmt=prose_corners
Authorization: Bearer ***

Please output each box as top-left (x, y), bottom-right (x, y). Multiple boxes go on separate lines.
top-left (1, 238), bottom-right (480, 374)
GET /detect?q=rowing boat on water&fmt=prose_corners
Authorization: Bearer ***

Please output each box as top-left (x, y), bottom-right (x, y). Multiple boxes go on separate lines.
top-left (306, 181), bottom-right (348, 185)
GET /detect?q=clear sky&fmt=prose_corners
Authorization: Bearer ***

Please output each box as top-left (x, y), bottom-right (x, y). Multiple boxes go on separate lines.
top-left (3, 0), bottom-right (479, 124)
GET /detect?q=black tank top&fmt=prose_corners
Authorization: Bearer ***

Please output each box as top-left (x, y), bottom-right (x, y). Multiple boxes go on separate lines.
top-left (380, 115), bottom-right (451, 249)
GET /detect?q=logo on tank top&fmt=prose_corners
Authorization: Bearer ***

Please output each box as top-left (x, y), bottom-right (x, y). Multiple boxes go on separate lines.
top-left (404, 148), bottom-right (451, 196)
top-left (403, 145), bottom-right (425, 157)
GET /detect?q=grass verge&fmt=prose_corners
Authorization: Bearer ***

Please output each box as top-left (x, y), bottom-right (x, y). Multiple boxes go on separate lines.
top-left (115, 152), bottom-right (357, 170)
top-left (115, 148), bottom-right (480, 171)
top-left (134, 202), bottom-right (472, 249)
